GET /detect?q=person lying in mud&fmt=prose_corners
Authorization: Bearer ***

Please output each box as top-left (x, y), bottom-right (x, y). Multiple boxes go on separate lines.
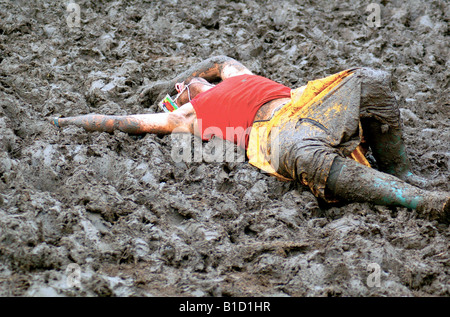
top-left (50, 55), bottom-right (449, 223)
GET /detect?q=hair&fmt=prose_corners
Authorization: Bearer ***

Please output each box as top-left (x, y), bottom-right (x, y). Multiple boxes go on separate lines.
top-left (185, 77), bottom-right (210, 85)
top-left (185, 77), bottom-right (214, 100)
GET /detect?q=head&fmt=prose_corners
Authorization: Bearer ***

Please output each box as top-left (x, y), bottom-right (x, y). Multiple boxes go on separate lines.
top-left (173, 77), bottom-right (215, 107)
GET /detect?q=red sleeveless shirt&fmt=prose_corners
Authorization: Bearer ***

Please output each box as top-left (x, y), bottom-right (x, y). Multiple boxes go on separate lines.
top-left (190, 74), bottom-right (291, 149)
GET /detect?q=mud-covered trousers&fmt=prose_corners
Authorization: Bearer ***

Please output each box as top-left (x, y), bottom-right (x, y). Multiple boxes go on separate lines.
top-left (273, 67), bottom-right (402, 202)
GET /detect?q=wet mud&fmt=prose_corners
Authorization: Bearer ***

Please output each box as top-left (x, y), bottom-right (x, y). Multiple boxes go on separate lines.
top-left (0, 0), bottom-right (449, 296)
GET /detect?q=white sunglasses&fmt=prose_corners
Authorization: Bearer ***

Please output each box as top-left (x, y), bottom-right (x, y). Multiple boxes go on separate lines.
top-left (173, 81), bottom-right (215, 102)
top-left (158, 81), bottom-right (214, 113)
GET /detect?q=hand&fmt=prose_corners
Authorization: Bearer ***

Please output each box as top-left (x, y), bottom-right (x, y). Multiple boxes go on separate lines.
top-left (138, 80), bottom-right (173, 106)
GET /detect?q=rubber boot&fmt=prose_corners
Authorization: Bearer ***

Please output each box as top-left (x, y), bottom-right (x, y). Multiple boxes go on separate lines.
top-left (362, 119), bottom-right (429, 189)
top-left (326, 156), bottom-right (450, 223)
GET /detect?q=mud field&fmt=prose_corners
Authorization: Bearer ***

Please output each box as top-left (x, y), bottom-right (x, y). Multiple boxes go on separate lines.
top-left (0, 0), bottom-right (449, 297)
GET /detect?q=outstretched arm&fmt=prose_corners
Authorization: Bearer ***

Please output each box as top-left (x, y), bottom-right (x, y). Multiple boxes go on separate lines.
top-left (170, 55), bottom-right (252, 86)
top-left (140, 56), bottom-right (252, 102)
top-left (51, 103), bottom-right (197, 135)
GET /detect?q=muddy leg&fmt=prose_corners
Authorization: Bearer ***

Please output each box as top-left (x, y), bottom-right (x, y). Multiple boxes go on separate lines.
top-left (326, 156), bottom-right (449, 223)
top-left (362, 119), bottom-right (429, 188)
top-left (358, 67), bottom-right (428, 188)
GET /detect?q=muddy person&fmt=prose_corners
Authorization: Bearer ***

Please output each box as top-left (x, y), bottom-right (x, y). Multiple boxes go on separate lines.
top-left (50, 56), bottom-right (449, 223)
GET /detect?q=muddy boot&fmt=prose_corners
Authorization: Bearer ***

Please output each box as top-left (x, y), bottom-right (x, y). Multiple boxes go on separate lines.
top-left (326, 156), bottom-right (450, 223)
top-left (362, 120), bottom-right (430, 189)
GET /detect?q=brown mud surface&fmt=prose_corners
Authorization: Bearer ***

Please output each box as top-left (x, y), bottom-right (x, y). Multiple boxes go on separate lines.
top-left (0, 0), bottom-right (448, 297)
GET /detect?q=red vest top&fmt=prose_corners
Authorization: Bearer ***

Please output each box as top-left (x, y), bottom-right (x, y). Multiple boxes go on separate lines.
top-left (190, 74), bottom-right (291, 149)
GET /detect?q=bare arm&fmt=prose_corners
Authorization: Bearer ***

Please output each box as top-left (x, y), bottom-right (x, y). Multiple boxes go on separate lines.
top-left (167, 55), bottom-right (252, 95)
top-left (139, 55), bottom-right (252, 104)
top-left (52, 103), bottom-right (197, 135)
top-left (130, 103), bottom-right (197, 135)
top-left (173, 55), bottom-right (252, 81)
